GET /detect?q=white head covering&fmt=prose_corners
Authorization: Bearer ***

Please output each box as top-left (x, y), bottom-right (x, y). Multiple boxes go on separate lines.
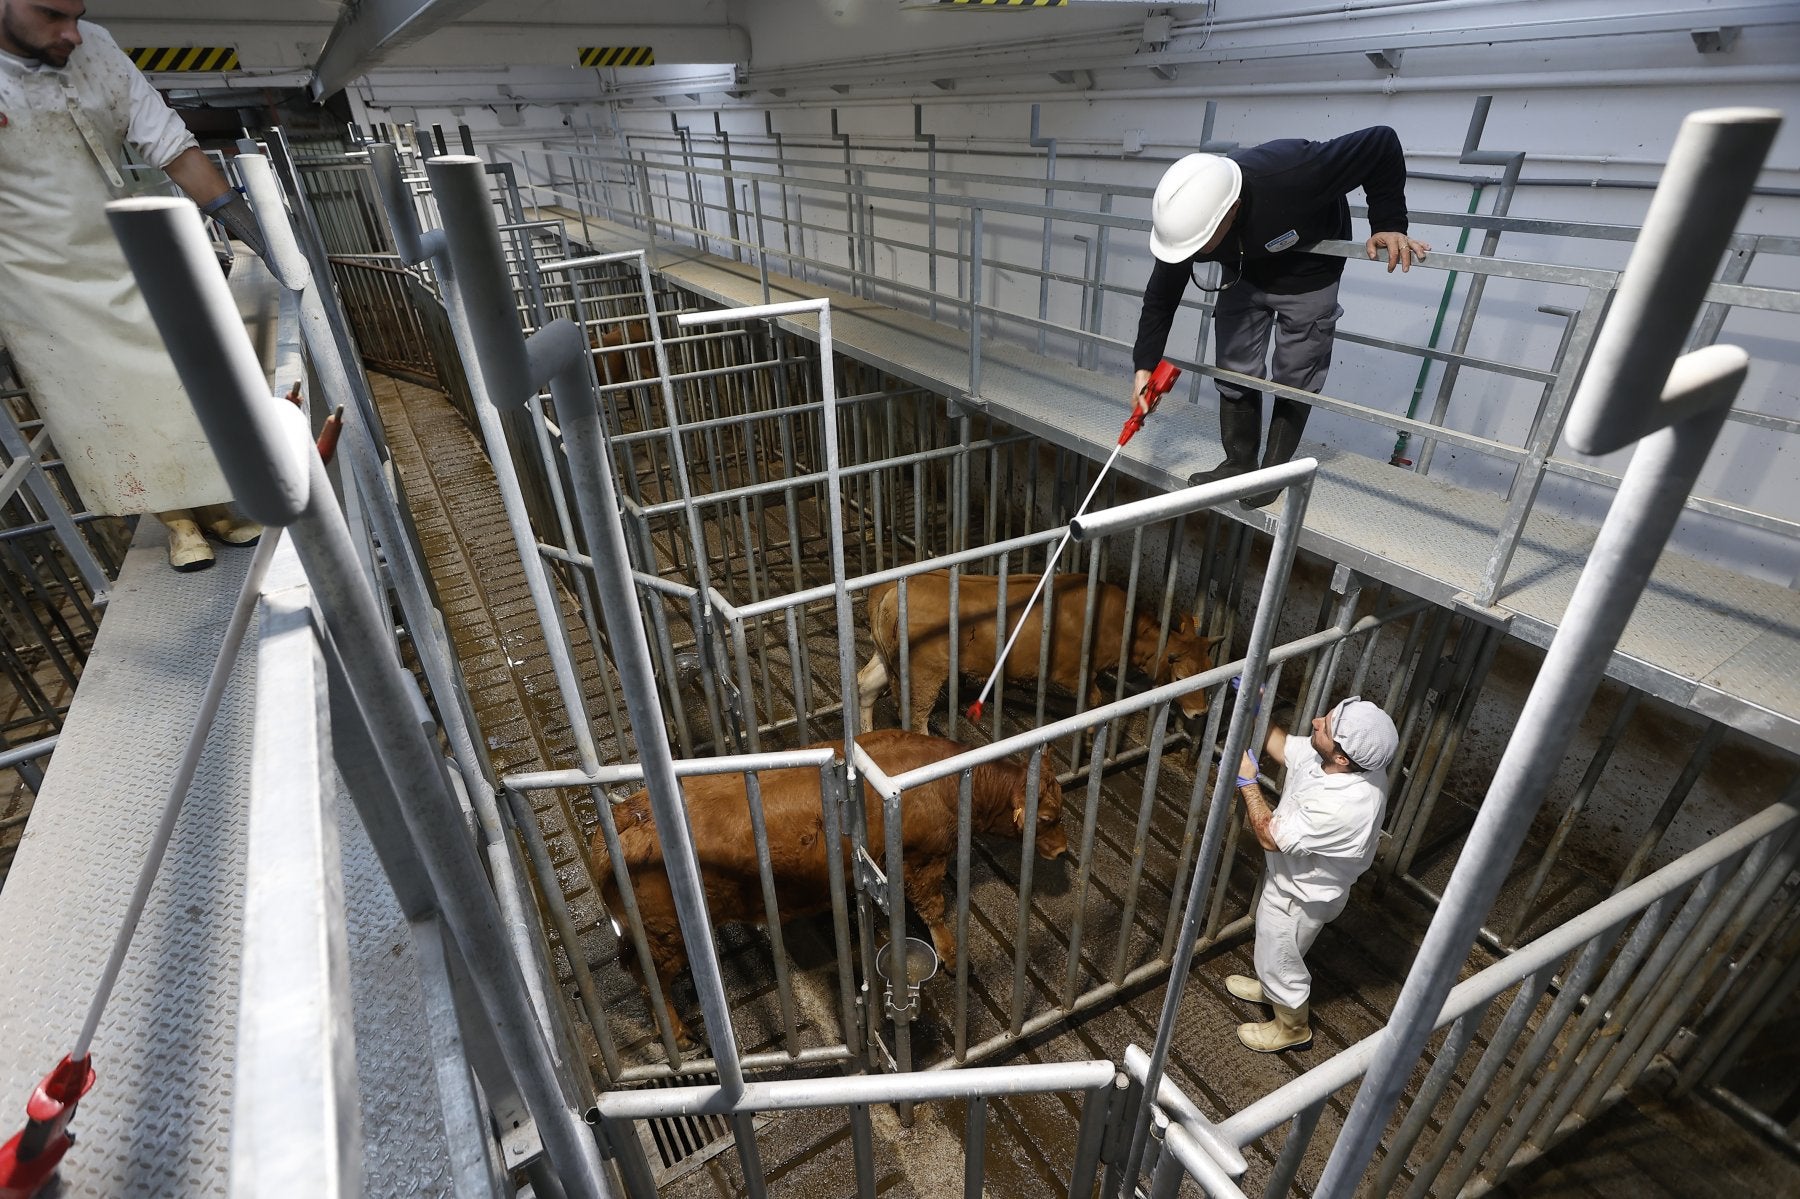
top-left (1327, 696), bottom-right (1399, 773)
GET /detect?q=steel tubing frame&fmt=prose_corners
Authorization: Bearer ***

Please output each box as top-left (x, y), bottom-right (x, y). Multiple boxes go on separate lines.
top-left (108, 197), bottom-right (615, 1197)
top-left (1313, 106), bottom-right (1781, 1197)
top-left (496, 104), bottom-right (1800, 591)
top-left (1132, 796), bottom-right (1800, 1195)
top-left (720, 519), bottom-right (1426, 1075)
top-left (251, 142), bottom-right (612, 1126)
top-left (419, 155), bottom-right (766, 1122)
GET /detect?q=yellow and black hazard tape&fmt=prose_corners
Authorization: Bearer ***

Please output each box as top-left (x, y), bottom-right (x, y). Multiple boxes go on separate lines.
top-left (578, 46), bottom-right (656, 68)
top-left (936, 0), bottom-right (1066, 7)
top-left (125, 47), bottom-right (240, 72)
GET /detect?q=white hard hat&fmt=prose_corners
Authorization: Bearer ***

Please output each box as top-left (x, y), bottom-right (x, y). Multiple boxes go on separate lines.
top-left (1149, 153), bottom-right (1243, 263)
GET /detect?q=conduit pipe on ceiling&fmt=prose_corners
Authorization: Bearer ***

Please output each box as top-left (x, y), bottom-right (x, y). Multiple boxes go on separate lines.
top-left (746, 0), bottom-right (1794, 90)
top-left (1166, 0), bottom-right (1794, 38)
top-left (639, 64), bottom-right (1800, 114)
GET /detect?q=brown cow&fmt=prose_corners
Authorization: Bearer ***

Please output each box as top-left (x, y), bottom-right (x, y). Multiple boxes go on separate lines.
top-left (856, 570), bottom-right (1222, 734)
top-left (589, 729), bottom-right (1067, 1045)
top-left (589, 319), bottom-right (655, 385)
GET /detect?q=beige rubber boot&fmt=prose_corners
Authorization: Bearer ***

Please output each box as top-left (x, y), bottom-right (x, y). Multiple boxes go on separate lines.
top-left (162, 511), bottom-right (215, 572)
top-left (1225, 974), bottom-right (1267, 1004)
top-left (1238, 1002), bottom-right (1312, 1053)
top-left (196, 502), bottom-right (262, 547)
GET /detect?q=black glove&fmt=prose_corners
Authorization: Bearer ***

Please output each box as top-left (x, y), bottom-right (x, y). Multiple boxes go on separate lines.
top-left (201, 190), bottom-right (268, 262)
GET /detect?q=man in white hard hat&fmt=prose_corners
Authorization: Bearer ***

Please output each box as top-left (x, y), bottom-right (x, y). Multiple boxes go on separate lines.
top-left (1131, 128), bottom-right (1431, 508)
top-left (1226, 694), bottom-right (1400, 1052)
top-left (0, 0), bottom-right (266, 571)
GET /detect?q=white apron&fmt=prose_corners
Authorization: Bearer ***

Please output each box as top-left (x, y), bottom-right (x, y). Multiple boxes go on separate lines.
top-left (0, 48), bottom-right (231, 516)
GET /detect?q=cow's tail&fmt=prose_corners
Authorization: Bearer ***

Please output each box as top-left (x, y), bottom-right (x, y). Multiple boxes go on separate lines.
top-left (868, 581), bottom-right (900, 669)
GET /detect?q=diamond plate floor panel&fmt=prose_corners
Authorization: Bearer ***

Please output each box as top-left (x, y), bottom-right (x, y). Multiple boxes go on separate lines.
top-left (0, 261), bottom-right (455, 1195)
top-left (533, 208), bottom-right (1800, 756)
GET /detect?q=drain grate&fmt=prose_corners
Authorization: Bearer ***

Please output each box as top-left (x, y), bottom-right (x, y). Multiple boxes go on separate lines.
top-left (631, 1075), bottom-right (770, 1185)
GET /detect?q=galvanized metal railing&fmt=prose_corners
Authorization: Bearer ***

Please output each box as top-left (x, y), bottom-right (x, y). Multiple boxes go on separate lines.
top-left (489, 98), bottom-right (1800, 608)
top-left (109, 190), bottom-right (617, 1197)
top-left (1132, 792), bottom-right (1800, 1196)
top-left (225, 104), bottom-right (1800, 1196)
top-left (1111, 104), bottom-right (1788, 1199)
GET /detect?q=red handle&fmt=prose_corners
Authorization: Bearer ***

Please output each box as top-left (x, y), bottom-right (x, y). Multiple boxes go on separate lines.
top-left (0, 1055), bottom-right (95, 1199)
top-left (1121, 360), bottom-right (1182, 445)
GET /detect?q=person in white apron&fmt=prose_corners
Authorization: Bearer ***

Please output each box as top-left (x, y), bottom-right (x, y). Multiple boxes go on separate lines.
top-left (1227, 695), bottom-right (1399, 1052)
top-left (0, 2), bottom-right (268, 571)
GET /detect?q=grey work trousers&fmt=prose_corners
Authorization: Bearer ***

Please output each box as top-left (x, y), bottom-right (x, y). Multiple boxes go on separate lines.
top-left (1213, 279), bottom-right (1343, 419)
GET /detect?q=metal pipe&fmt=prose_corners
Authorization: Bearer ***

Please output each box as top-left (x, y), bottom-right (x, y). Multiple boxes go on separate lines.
top-left (302, 450), bottom-right (614, 1197)
top-left (1500, 690), bottom-right (1640, 945)
top-left (968, 207), bottom-right (984, 397)
top-left (1215, 797), bottom-right (1799, 1149)
top-left (677, 299), bottom-right (860, 754)
top-left (593, 1060), bottom-right (1116, 1120)
top-left (1400, 964), bottom-right (1556, 1199)
top-left (502, 785), bottom-right (622, 1082)
top-left (105, 200), bottom-right (310, 526)
top-left (1262, 1099), bottom-right (1324, 1199)
top-left (1365, 1006), bottom-right (1487, 1198)
top-left (427, 157), bottom-right (752, 1095)
top-left (1120, 467), bottom-right (1315, 1192)
top-left (1315, 107), bottom-right (1777, 1197)
top-left (963, 1097), bottom-right (988, 1199)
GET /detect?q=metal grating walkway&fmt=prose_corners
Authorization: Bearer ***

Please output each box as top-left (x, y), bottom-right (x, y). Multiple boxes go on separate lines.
top-left (0, 267), bottom-right (451, 1197)
top-left (531, 208), bottom-right (1800, 758)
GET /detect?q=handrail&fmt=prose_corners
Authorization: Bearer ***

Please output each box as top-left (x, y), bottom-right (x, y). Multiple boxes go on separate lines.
top-left (1211, 797), bottom-right (1800, 1150)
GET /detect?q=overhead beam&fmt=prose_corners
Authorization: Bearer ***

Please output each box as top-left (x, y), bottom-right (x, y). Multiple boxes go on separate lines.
top-left (310, 0), bottom-right (494, 99)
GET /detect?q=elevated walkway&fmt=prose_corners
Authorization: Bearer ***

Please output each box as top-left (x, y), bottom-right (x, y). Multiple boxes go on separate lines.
top-left (533, 208), bottom-right (1800, 758)
top-left (0, 265), bottom-right (452, 1197)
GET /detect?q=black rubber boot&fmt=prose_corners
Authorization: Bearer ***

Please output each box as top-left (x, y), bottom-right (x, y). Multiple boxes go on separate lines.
top-left (1188, 395), bottom-right (1262, 486)
top-left (1241, 399), bottom-right (1312, 509)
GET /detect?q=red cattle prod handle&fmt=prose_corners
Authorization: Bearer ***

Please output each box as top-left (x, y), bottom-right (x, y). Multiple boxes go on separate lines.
top-left (966, 361), bottom-right (1181, 723)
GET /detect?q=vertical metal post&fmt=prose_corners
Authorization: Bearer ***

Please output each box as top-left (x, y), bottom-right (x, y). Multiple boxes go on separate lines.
top-left (914, 105), bottom-right (939, 321)
top-left (969, 208), bottom-right (984, 398)
top-left (1029, 104), bottom-right (1057, 356)
top-left (1315, 108), bottom-right (1779, 1197)
top-left (1262, 1099), bottom-right (1324, 1199)
top-left (1116, 468), bottom-right (1316, 1193)
top-left (963, 1097), bottom-right (989, 1199)
top-left (425, 159), bottom-right (752, 1098)
top-left (1415, 95), bottom-right (1527, 476)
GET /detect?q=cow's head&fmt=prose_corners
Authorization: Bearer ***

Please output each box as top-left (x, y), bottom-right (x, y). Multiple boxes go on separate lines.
top-left (1013, 769), bottom-right (1070, 861)
top-left (1135, 613), bottom-right (1224, 719)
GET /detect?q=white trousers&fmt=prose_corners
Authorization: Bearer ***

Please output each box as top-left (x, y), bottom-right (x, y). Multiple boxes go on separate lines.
top-left (1252, 879), bottom-right (1342, 1009)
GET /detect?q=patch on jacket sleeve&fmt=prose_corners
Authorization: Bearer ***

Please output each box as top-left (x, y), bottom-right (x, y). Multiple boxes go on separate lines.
top-left (1264, 229), bottom-right (1300, 253)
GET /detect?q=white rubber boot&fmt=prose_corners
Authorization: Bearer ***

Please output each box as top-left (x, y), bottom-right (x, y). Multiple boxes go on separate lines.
top-left (1225, 974), bottom-right (1267, 1004)
top-left (162, 511), bottom-right (215, 573)
top-left (196, 502), bottom-right (262, 547)
top-left (1238, 1002), bottom-right (1312, 1053)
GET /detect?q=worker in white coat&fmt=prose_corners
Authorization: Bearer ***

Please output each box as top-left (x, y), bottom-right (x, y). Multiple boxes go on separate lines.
top-left (0, 0), bottom-right (267, 570)
top-left (1228, 694), bottom-right (1399, 1052)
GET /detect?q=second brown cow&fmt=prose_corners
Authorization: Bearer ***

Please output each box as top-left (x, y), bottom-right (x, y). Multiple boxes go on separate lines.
top-left (589, 728), bottom-right (1068, 1045)
top-left (856, 570), bottom-right (1223, 734)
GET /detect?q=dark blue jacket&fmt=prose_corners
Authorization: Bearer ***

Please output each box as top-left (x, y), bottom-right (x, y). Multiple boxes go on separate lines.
top-left (1133, 126), bottom-right (1411, 371)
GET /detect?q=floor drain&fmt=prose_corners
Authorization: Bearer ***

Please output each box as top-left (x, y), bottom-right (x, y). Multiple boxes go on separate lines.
top-left (632, 1075), bottom-right (769, 1184)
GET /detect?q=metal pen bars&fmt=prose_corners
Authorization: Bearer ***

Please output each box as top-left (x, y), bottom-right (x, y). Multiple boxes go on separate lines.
top-left (485, 96), bottom-right (1799, 604)
top-left (108, 191), bottom-right (617, 1195)
top-left (1134, 792), bottom-right (1800, 1197)
top-left (227, 118), bottom-right (1800, 1198)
